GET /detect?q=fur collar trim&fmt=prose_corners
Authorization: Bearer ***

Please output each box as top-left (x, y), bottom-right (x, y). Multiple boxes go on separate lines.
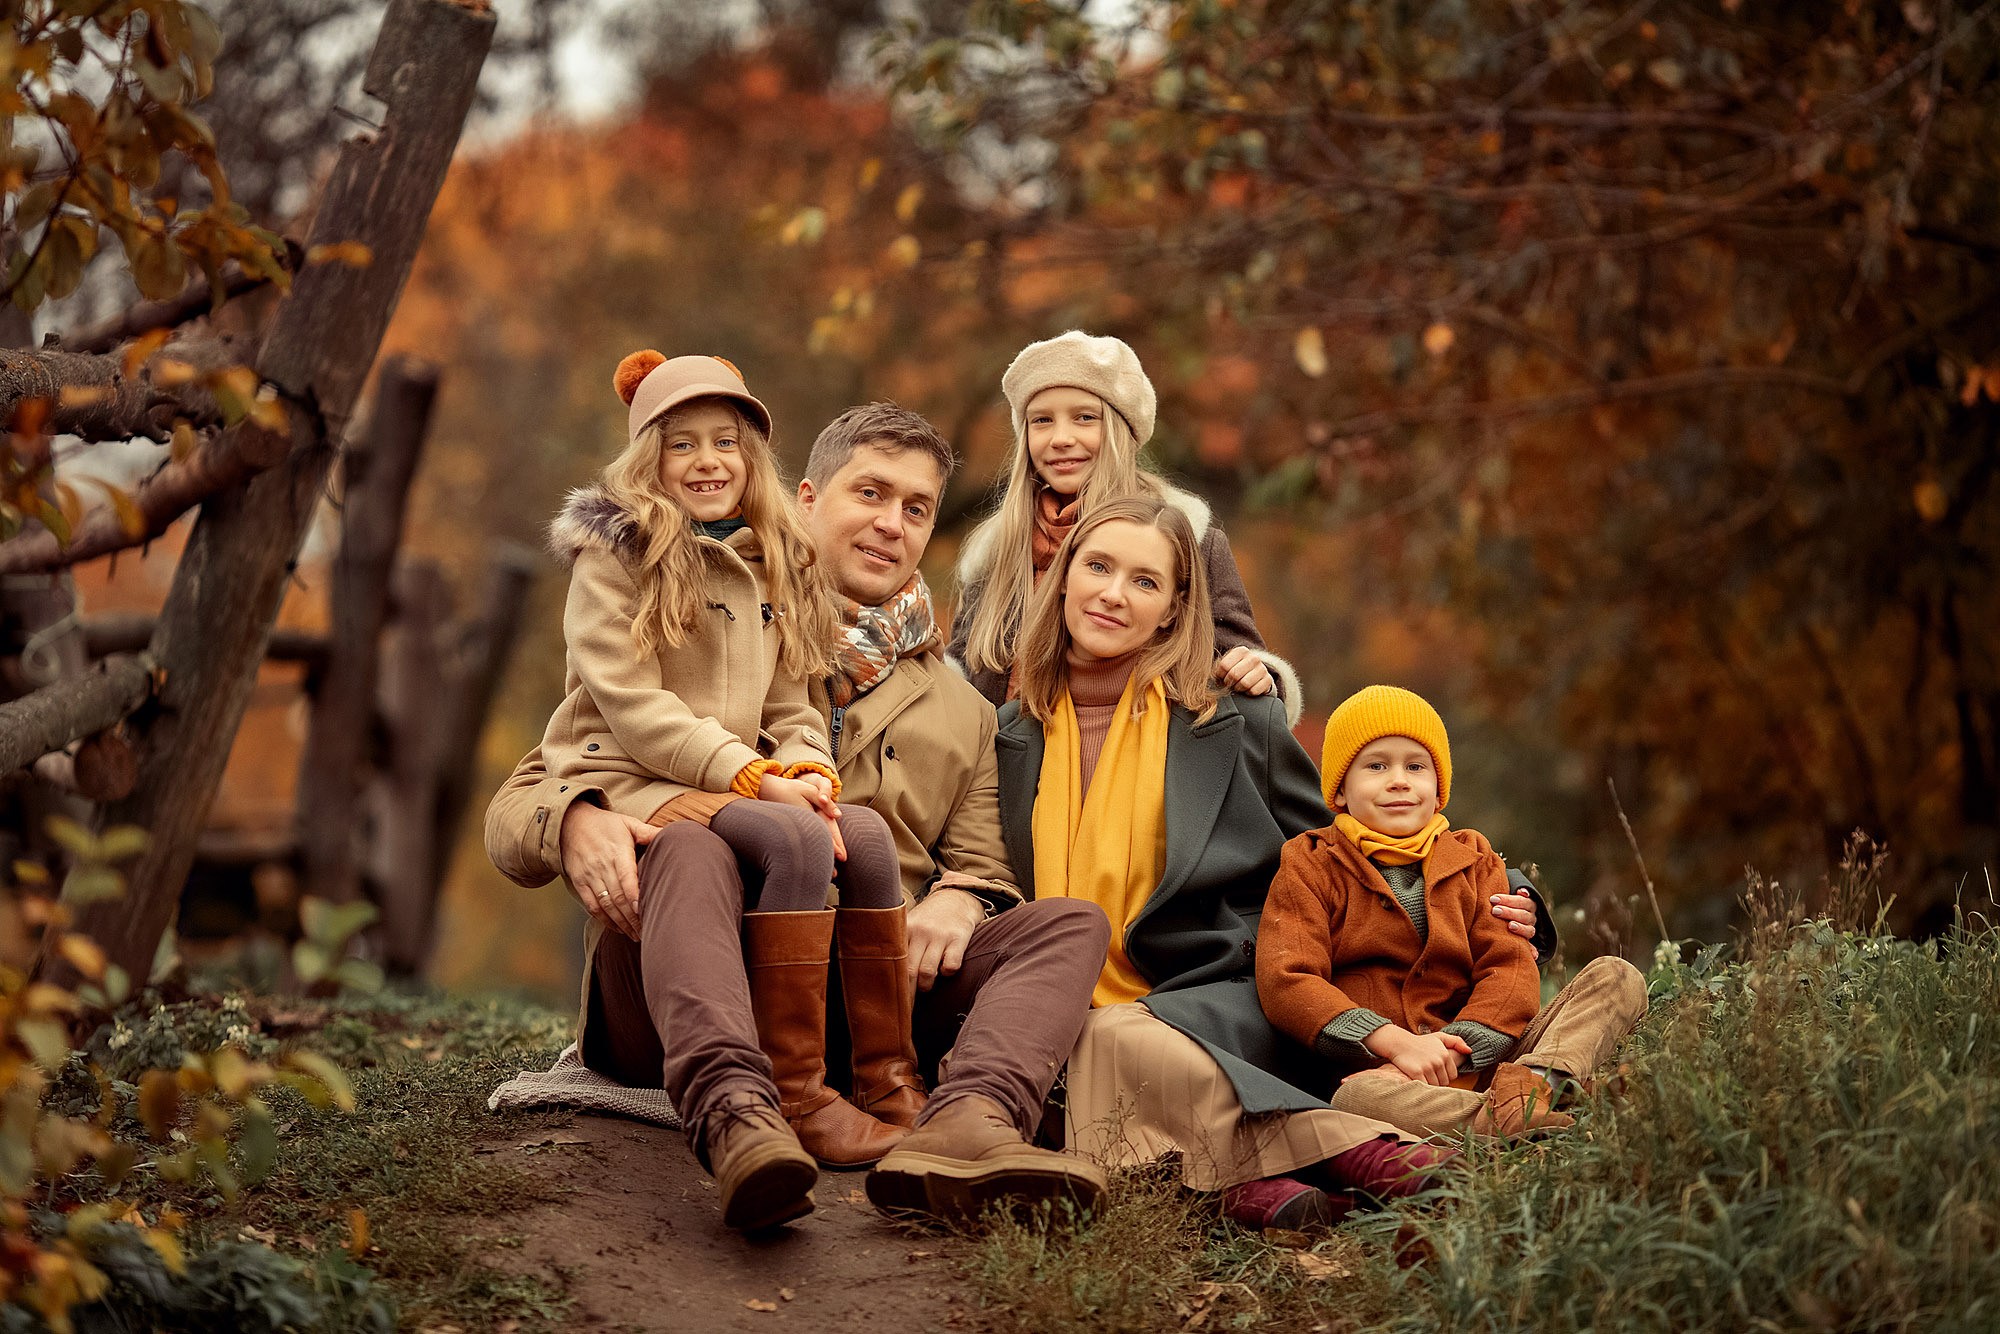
top-left (547, 484), bottom-right (639, 565)
top-left (955, 481), bottom-right (1213, 586)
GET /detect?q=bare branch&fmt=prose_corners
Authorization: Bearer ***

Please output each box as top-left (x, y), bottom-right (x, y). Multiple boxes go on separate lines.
top-left (0, 653), bottom-right (157, 776)
top-left (0, 419), bottom-right (291, 574)
top-left (60, 242), bottom-right (303, 356)
top-left (0, 338), bottom-right (240, 441)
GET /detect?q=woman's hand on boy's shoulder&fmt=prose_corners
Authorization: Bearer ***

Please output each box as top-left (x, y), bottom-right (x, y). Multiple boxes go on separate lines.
top-left (1489, 890), bottom-right (1538, 941)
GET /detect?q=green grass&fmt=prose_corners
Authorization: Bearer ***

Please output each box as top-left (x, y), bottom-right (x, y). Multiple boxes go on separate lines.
top-left (83, 989), bottom-right (580, 1333)
top-left (957, 875), bottom-right (2000, 1332)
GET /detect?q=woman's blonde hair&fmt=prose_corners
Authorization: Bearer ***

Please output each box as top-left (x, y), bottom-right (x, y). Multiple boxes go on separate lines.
top-left (1015, 496), bottom-right (1217, 724)
top-left (599, 398), bottom-right (836, 680)
top-left (960, 397), bottom-right (1165, 677)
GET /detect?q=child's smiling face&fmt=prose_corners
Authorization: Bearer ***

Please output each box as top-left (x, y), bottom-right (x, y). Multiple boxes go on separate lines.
top-left (1335, 735), bottom-right (1441, 836)
top-left (656, 400), bottom-right (748, 522)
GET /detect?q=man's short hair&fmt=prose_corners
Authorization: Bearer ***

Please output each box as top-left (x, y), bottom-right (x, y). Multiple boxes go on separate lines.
top-left (803, 401), bottom-right (957, 489)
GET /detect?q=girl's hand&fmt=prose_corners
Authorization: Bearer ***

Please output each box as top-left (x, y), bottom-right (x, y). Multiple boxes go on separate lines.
top-left (1366, 1025), bottom-right (1472, 1086)
top-left (1214, 646), bottom-right (1274, 696)
top-left (756, 773), bottom-right (848, 861)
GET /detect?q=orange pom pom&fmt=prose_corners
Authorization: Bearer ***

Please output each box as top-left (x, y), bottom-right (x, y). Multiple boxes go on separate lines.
top-left (712, 356), bottom-right (746, 384)
top-left (613, 350), bottom-right (666, 405)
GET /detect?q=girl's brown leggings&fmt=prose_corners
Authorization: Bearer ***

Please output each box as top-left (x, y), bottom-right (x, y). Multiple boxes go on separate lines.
top-left (705, 799), bottom-right (901, 913)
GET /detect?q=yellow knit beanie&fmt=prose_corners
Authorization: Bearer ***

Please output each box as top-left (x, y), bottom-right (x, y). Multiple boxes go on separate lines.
top-left (1320, 685), bottom-right (1453, 811)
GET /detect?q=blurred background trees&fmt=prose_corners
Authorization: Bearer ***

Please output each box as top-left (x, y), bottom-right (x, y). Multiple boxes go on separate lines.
top-left (7, 0), bottom-right (1992, 1001)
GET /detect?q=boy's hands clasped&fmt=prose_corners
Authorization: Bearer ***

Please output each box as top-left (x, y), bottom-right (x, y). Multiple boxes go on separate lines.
top-left (1358, 1024), bottom-right (1473, 1086)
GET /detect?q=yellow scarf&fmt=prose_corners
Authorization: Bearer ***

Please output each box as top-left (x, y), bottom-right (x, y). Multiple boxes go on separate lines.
top-left (1033, 674), bottom-right (1170, 1007)
top-left (1334, 812), bottom-right (1451, 866)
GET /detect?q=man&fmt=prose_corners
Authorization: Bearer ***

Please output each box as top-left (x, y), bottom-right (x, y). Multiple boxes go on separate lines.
top-left (485, 402), bottom-right (1112, 1229)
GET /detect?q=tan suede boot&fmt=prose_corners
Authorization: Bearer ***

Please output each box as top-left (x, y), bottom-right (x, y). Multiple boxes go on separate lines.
top-left (1473, 1062), bottom-right (1576, 1138)
top-left (836, 906), bottom-right (928, 1129)
top-left (744, 910), bottom-right (906, 1168)
top-left (697, 1094), bottom-right (819, 1231)
top-left (865, 1093), bottom-right (1107, 1223)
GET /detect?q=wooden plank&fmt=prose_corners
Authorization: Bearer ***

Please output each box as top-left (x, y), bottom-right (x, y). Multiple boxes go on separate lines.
top-left (68, 0), bottom-right (496, 983)
top-left (80, 614), bottom-right (328, 670)
top-left (0, 654), bottom-right (157, 775)
top-left (294, 356), bottom-right (440, 904)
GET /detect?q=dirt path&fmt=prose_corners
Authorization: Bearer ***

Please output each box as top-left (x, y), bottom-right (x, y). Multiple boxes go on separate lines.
top-left (477, 1113), bottom-right (981, 1333)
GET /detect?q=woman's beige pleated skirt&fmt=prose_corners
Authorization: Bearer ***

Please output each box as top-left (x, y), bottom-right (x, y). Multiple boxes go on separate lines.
top-left (1063, 1002), bottom-right (1412, 1191)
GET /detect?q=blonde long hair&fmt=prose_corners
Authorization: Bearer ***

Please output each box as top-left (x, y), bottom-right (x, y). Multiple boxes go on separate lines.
top-left (1015, 496), bottom-right (1217, 725)
top-left (960, 401), bottom-right (1166, 677)
top-left (599, 399), bottom-right (836, 680)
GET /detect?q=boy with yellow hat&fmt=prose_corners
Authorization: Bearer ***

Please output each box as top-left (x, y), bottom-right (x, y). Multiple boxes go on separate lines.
top-left (1256, 686), bottom-right (1648, 1137)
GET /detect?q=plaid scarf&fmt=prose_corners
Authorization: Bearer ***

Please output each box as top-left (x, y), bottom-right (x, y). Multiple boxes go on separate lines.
top-left (828, 574), bottom-right (939, 708)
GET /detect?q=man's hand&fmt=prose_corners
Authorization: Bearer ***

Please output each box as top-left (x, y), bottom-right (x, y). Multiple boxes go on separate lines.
top-left (1364, 1024), bottom-right (1473, 1086)
top-left (757, 773), bottom-right (847, 860)
top-left (1214, 645), bottom-right (1274, 696)
top-left (906, 888), bottom-right (986, 991)
top-left (560, 801), bottom-right (657, 941)
top-left (1489, 890), bottom-right (1538, 941)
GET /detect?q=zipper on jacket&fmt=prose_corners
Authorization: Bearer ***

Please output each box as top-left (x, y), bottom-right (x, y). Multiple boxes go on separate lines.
top-left (708, 601), bottom-right (735, 621)
top-left (829, 699), bottom-right (845, 761)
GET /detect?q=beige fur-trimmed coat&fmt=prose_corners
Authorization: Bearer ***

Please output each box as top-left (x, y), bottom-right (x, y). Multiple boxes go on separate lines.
top-left (536, 485), bottom-right (832, 824)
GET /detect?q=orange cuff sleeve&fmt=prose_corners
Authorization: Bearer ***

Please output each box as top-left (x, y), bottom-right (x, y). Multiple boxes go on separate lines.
top-left (731, 759), bottom-right (779, 798)
top-left (783, 761), bottom-right (841, 801)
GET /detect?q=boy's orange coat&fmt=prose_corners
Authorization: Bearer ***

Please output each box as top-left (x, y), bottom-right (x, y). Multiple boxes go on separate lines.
top-left (1255, 826), bottom-right (1541, 1060)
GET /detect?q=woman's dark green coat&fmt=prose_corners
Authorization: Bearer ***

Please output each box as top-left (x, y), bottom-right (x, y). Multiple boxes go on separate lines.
top-left (995, 690), bottom-right (1334, 1115)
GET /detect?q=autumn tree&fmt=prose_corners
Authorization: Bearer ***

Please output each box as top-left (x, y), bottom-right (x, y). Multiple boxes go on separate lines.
top-left (865, 0), bottom-right (2000, 929)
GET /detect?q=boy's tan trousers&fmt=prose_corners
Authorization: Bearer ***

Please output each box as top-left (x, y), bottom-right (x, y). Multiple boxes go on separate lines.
top-left (1328, 956), bottom-right (1648, 1137)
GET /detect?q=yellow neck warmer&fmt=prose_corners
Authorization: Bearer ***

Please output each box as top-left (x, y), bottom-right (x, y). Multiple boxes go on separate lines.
top-left (1334, 812), bottom-right (1451, 866)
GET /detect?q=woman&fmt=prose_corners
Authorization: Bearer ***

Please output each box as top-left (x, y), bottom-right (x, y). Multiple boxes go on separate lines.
top-left (951, 331), bottom-right (1302, 721)
top-left (993, 496), bottom-right (1448, 1229)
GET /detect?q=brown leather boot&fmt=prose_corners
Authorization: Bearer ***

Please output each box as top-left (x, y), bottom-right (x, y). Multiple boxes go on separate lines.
top-left (836, 906), bottom-right (927, 1129)
top-left (1473, 1062), bottom-right (1576, 1138)
top-left (744, 910), bottom-right (906, 1168)
top-left (865, 1093), bottom-right (1107, 1223)
top-left (697, 1094), bottom-right (819, 1231)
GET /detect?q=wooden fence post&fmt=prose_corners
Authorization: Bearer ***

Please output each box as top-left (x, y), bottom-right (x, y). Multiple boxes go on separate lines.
top-left (67, 0), bottom-right (495, 983)
top-left (369, 561), bottom-right (451, 974)
top-left (294, 356), bottom-right (441, 904)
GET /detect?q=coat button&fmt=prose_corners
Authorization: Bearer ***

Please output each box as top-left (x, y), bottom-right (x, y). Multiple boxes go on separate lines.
top-left (559, 785), bottom-right (568, 792)
top-left (586, 742), bottom-right (599, 752)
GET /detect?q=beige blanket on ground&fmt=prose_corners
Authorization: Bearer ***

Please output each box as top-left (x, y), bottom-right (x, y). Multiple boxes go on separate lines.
top-left (487, 1043), bottom-right (682, 1129)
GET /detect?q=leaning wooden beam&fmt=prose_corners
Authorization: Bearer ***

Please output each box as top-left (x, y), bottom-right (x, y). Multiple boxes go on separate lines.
top-left (68, 0), bottom-right (497, 984)
top-left (79, 614), bottom-right (329, 671)
top-left (0, 654), bottom-right (157, 776)
top-left (0, 420), bottom-right (289, 575)
top-left (0, 339), bottom-right (236, 441)
top-left (62, 242), bottom-right (304, 356)
top-left (295, 356), bottom-right (441, 905)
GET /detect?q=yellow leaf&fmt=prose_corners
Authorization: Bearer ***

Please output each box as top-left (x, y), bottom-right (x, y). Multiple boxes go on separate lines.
top-left (284, 1051), bottom-right (357, 1113)
top-left (886, 235), bottom-right (921, 269)
top-left (23, 982), bottom-right (77, 1014)
top-left (170, 420), bottom-right (198, 461)
top-left (1423, 322), bottom-right (1456, 356)
top-left (56, 935), bottom-right (105, 981)
top-left (141, 1227), bottom-right (185, 1275)
top-left (346, 1207), bottom-right (369, 1259)
top-left (1912, 479), bottom-right (1947, 523)
top-left (121, 328), bottom-right (172, 379)
top-left (138, 1070), bottom-right (180, 1140)
top-left (84, 479), bottom-right (144, 540)
top-left (894, 184), bottom-right (923, 223)
top-left (150, 358), bottom-right (197, 387)
top-left (56, 385), bottom-right (111, 409)
top-left (306, 240), bottom-right (373, 268)
top-left (859, 157), bottom-right (882, 190)
top-left (1294, 327), bottom-right (1328, 378)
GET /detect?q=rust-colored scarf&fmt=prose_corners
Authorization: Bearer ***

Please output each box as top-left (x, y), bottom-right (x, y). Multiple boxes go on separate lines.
top-left (1030, 488), bottom-right (1082, 574)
